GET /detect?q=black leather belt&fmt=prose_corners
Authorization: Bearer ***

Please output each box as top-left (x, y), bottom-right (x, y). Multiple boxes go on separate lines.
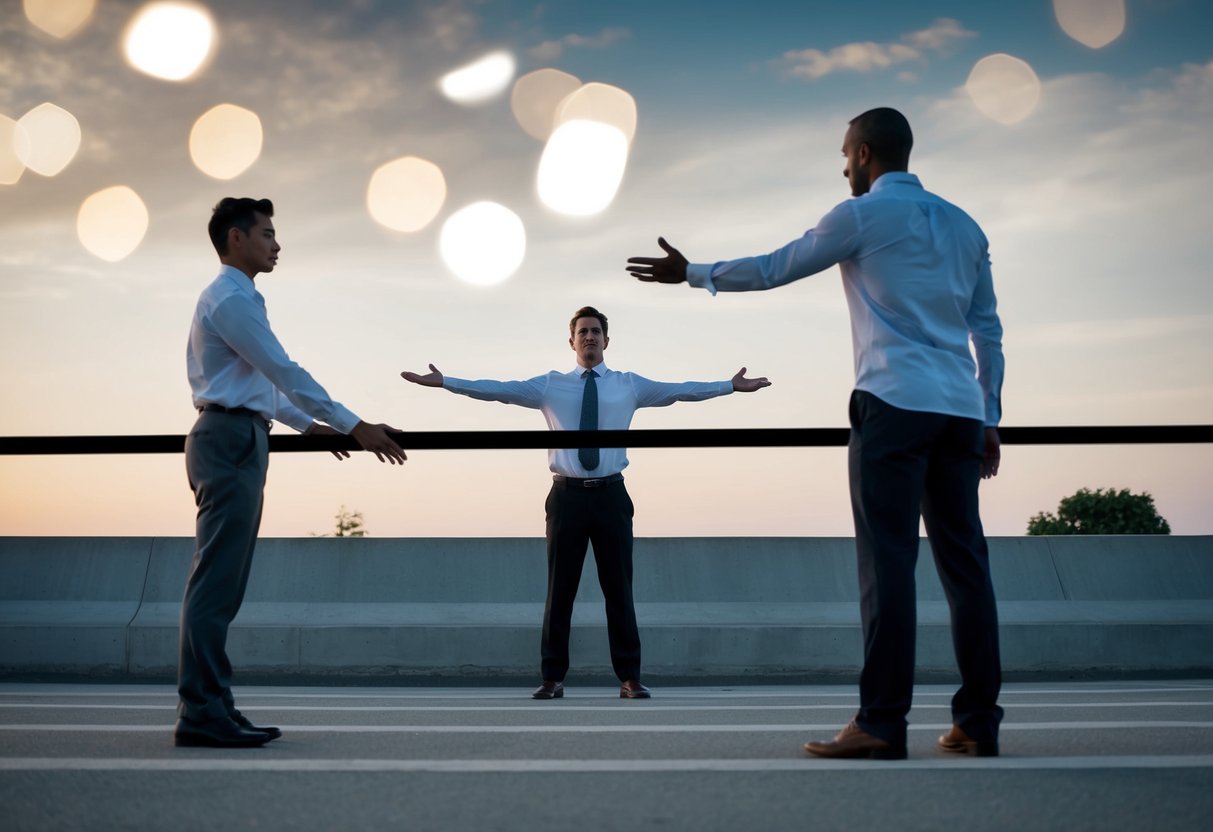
top-left (553, 473), bottom-right (623, 488)
top-left (198, 403), bottom-right (271, 430)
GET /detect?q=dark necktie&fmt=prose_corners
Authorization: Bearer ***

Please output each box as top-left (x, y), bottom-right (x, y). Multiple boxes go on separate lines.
top-left (578, 369), bottom-right (600, 471)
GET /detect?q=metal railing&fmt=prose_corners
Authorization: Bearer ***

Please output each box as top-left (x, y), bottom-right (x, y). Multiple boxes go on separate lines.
top-left (1, 425), bottom-right (1210, 455)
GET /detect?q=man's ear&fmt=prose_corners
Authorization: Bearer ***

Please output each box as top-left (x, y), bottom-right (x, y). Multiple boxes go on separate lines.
top-left (569, 336), bottom-right (575, 351)
top-left (858, 142), bottom-right (871, 166)
top-left (602, 335), bottom-right (609, 351)
top-left (227, 226), bottom-right (243, 249)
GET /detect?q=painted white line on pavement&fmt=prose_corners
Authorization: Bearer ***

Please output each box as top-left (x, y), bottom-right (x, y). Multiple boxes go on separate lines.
top-left (3, 721), bottom-right (1213, 733)
top-left (2, 685), bottom-right (1210, 700)
top-left (3, 700), bottom-right (1213, 712)
top-left (1, 755), bottom-right (1211, 773)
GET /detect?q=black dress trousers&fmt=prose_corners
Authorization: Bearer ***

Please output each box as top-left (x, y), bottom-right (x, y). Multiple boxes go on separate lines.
top-left (540, 478), bottom-right (641, 683)
top-left (847, 390), bottom-right (1003, 746)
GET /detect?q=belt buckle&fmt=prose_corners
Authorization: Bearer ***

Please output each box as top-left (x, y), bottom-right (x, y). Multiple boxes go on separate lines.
top-left (582, 478), bottom-right (603, 488)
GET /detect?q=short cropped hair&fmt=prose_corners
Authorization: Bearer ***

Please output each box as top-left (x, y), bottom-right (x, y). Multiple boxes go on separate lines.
top-left (208, 197), bottom-right (274, 255)
top-left (569, 306), bottom-right (608, 337)
top-left (848, 107), bottom-right (913, 170)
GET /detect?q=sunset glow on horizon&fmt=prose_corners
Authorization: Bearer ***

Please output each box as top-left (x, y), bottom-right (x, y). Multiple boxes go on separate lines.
top-left (1, 0), bottom-right (1210, 539)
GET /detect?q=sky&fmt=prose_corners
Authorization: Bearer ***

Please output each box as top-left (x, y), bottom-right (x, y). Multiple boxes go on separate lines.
top-left (1, 0), bottom-right (1210, 539)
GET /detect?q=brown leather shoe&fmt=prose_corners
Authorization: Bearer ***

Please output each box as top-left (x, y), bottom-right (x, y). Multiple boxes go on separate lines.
top-left (804, 720), bottom-right (907, 760)
top-left (531, 681), bottom-right (564, 700)
top-left (938, 725), bottom-right (999, 757)
top-left (619, 680), bottom-right (651, 699)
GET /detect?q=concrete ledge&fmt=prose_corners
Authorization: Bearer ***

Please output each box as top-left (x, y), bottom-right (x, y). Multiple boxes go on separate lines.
top-left (1, 535), bottom-right (1210, 681)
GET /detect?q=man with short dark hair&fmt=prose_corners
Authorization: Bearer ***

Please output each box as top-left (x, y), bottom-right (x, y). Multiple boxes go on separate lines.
top-left (402, 306), bottom-right (770, 698)
top-left (178, 197), bottom-right (406, 748)
top-left (628, 107), bottom-right (1006, 759)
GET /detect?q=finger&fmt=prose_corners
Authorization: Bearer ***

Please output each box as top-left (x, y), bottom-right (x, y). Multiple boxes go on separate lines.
top-left (429, 364), bottom-right (438, 373)
top-left (626, 256), bottom-right (662, 266)
top-left (658, 236), bottom-right (674, 253)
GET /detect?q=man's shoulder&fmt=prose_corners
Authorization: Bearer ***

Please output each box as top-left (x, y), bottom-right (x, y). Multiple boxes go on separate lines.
top-left (196, 273), bottom-right (257, 316)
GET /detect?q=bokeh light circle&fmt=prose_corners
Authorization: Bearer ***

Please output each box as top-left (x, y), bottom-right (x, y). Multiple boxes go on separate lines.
top-left (24, 0), bottom-right (97, 39)
top-left (189, 103), bottom-right (262, 179)
top-left (123, 2), bottom-right (216, 82)
top-left (77, 186), bottom-right (149, 262)
top-left (15, 102), bottom-right (81, 177)
top-left (537, 120), bottom-right (629, 217)
top-left (965, 54), bottom-right (1042, 125)
top-left (439, 202), bottom-right (526, 286)
top-left (367, 156), bottom-right (447, 233)
top-left (440, 51), bottom-right (515, 105)
top-left (511, 68), bottom-right (582, 140)
top-left (0, 116), bottom-right (29, 186)
top-left (555, 82), bottom-right (637, 143)
top-left (1054, 0), bottom-right (1126, 49)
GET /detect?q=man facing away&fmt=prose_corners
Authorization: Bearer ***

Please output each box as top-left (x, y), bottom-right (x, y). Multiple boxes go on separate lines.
top-left (627, 107), bottom-right (1005, 759)
top-left (402, 306), bottom-right (770, 699)
top-left (179, 197), bottom-right (406, 748)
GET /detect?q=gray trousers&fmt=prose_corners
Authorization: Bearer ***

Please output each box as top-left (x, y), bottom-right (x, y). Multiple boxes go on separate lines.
top-left (178, 410), bottom-right (269, 722)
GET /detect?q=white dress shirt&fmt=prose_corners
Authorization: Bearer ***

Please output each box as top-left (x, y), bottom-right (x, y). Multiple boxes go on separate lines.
top-left (186, 265), bottom-right (360, 433)
top-left (687, 172), bottom-right (1004, 426)
top-left (443, 362), bottom-right (733, 477)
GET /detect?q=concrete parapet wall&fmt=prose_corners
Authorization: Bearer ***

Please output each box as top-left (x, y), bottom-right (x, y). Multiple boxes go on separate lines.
top-left (1, 536), bottom-right (1210, 682)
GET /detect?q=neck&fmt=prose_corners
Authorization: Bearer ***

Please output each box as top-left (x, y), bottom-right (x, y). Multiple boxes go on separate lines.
top-left (220, 258), bottom-right (257, 281)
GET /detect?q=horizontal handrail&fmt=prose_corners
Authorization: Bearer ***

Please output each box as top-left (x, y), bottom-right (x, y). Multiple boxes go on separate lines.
top-left (0, 425), bottom-right (1210, 455)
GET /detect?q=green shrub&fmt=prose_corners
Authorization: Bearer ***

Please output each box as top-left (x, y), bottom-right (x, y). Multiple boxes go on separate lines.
top-left (1027, 487), bottom-right (1170, 535)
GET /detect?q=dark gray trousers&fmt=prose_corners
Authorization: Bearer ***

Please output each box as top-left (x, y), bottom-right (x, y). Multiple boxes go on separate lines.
top-left (541, 480), bottom-right (641, 682)
top-left (848, 390), bottom-right (1003, 746)
top-left (178, 410), bottom-right (269, 722)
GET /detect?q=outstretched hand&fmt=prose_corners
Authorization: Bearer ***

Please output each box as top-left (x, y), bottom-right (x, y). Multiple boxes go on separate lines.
top-left (731, 367), bottom-right (772, 393)
top-left (401, 364), bottom-right (444, 388)
top-left (626, 237), bottom-right (688, 284)
top-left (350, 421), bottom-right (407, 465)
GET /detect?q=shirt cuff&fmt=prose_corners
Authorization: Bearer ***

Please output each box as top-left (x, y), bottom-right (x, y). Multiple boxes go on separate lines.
top-left (325, 404), bottom-right (361, 435)
top-left (686, 263), bottom-right (718, 296)
top-left (278, 409), bottom-right (314, 433)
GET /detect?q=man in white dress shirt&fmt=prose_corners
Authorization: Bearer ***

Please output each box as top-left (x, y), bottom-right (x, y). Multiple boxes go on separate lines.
top-left (402, 306), bottom-right (769, 699)
top-left (178, 197), bottom-right (406, 748)
top-left (628, 108), bottom-right (1005, 759)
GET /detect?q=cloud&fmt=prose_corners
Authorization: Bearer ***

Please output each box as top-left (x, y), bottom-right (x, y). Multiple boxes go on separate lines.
top-left (777, 17), bottom-right (976, 80)
top-left (529, 26), bottom-right (630, 61)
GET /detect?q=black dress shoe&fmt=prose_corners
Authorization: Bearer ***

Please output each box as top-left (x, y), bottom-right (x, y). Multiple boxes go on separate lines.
top-left (231, 711), bottom-right (282, 741)
top-left (532, 681), bottom-right (564, 700)
top-left (174, 716), bottom-right (271, 748)
top-left (619, 680), bottom-right (651, 699)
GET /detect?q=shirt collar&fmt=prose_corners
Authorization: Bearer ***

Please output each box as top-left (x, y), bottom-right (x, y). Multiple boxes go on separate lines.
top-left (218, 264), bottom-right (257, 296)
top-left (869, 171), bottom-right (921, 193)
top-left (571, 361), bottom-right (609, 376)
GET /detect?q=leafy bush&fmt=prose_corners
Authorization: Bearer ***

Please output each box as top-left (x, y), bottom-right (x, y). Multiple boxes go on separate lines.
top-left (1027, 487), bottom-right (1170, 535)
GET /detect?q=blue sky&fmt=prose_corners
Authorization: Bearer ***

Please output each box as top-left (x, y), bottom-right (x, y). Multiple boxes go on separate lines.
top-left (1, 0), bottom-right (1210, 538)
